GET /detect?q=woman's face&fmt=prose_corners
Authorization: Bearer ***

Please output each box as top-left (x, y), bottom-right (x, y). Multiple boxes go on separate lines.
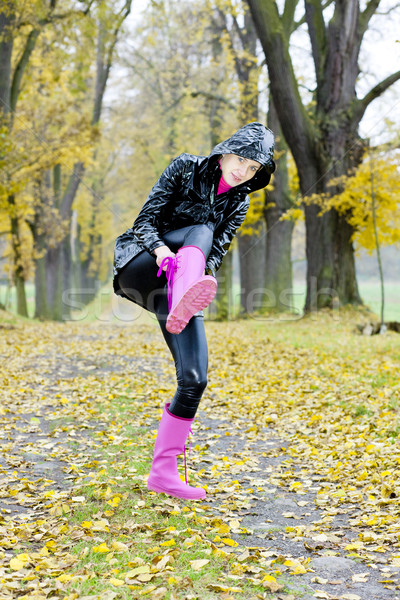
top-left (219, 153), bottom-right (262, 187)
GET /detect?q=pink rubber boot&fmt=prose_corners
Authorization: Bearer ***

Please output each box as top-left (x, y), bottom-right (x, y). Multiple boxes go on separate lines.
top-left (157, 246), bottom-right (217, 335)
top-left (147, 404), bottom-right (206, 500)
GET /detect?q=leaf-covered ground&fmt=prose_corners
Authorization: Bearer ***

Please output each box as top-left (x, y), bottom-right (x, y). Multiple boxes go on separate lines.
top-left (1, 307), bottom-right (399, 600)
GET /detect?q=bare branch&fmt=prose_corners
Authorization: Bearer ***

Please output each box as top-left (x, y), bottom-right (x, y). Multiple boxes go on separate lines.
top-left (166, 90), bottom-right (236, 113)
top-left (10, 28), bottom-right (40, 117)
top-left (92, 0), bottom-right (133, 125)
top-left (282, 0), bottom-right (300, 34)
top-left (17, 0), bottom-right (95, 29)
top-left (189, 90), bottom-right (236, 110)
top-left (353, 70), bottom-right (400, 123)
top-left (359, 0), bottom-right (381, 36)
top-left (214, 8), bottom-right (243, 81)
top-left (304, 0), bottom-right (327, 86)
top-left (231, 14), bottom-right (246, 49)
top-left (293, 0), bottom-right (334, 32)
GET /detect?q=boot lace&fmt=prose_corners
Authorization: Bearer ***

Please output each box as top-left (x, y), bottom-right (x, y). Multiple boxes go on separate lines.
top-left (157, 255), bottom-right (181, 311)
top-left (183, 427), bottom-right (192, 485)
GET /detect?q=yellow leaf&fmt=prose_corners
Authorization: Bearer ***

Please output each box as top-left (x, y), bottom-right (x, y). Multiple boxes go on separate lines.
top-left (262, 574), bottom-right (283, 592)
top-left (10, 557), bottom-right (26, 571)
top-left (111, 541), bottom-right (129, 552)
top-left (345, 542), bottom-right (363, 550)
top-left (218, 523), bottom-right (231, 534)
top-left (109, 577), bottom-right (125, 586)
top-left (284, 559), bottom-right (307, 574)
top-left (229, 519), bottom-right (241, 529)
top-left (57, 573), bottom-right (73, 583)
top-left (107, 496), bottom-right (121, 507)
top-left (220, 537), bottom-right (238, 547)
top-left (137, 573), bottom-right (154, 582)
top-left (160, 539), bottom-right (175, 547)
top-left (92, 519), bottom-right (110, 532)
top-left (126, 565), bottom-right (150, 578)
top-left (93, 542), bottom-right (111, 553)
top-left (208, 584), bottom-right (243, 593)
top-left (190, 559), bottom-right (209, 571)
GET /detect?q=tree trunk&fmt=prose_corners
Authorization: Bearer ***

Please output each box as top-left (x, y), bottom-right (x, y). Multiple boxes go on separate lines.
top-left (46, 245), bottom-right (63, 320)
top-left (0, 5), bottom-right (13, 119)
top-left (238, 230), bottom-right (265, 313)
top-left (231, 7), bottom-right (266, 314)
top-left (32, 206), bottom-right (50, 319)
top-left (34, 250), bottom-right (49, 319)
top-left (9, 196), bottom-right (28, 317)
top-left (264, 208), bottom-right (294, 311)
top-left (213, 250), bottom-right (233, 320)
top-left (264, 95), bottom-right (294, 311)
top-left (0, 5), bottom-right (28, 316)
top-left (205, 15), bottom-right (232, 320)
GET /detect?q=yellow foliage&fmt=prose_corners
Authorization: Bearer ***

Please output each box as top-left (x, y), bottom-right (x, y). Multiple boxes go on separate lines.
top-left (240, 190), bottom-right (265, 235)
top-left (326, 153), bottom-right (400, 252)
top-left (289, 150), bottom-right (400, 252)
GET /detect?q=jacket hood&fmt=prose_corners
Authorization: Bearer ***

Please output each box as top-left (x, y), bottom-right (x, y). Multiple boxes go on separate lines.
top-left (209, 121), bottom-right (275, 191)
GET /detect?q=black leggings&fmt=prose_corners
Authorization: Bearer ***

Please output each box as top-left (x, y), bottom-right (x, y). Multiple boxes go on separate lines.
top-left (117, 224), bottom-right (214, 419)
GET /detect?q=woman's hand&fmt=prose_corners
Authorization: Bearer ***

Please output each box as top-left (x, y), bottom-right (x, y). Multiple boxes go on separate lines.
top-left (154, 245), bottom-right (176, 271)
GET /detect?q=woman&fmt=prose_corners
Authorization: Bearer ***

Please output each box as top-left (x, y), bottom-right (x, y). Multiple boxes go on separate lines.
top-left (113, 121), bottom-right (275, 501)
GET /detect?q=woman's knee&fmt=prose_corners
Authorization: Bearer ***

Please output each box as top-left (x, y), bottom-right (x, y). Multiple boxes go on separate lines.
top-left (184, 224), bottom-right (214, 256)
top-left (178, 366), bottom-right (207, 396)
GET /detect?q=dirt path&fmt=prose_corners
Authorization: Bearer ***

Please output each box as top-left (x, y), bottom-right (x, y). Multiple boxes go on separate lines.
top-left (195, 415), bottom-right (399, 600)
top-left (1, 318), bottom-right (399, 599)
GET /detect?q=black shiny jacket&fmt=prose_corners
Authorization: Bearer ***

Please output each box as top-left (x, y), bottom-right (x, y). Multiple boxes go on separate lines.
top-left (113, 122), bottom-right (275, 295)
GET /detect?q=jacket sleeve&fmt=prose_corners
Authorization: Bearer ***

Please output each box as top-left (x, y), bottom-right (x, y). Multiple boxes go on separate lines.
top-left (132, 155), bottom-right (186, 254)
top-left (206, 196), bottom-right (250, 276)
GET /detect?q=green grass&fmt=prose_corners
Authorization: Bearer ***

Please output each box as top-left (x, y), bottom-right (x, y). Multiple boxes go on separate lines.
top-left (1, 278), bottom-right (399, 323)
top-left (0, 282), bottom-right (35, 317)
top-left (291, 280), bottom-right (400, 322)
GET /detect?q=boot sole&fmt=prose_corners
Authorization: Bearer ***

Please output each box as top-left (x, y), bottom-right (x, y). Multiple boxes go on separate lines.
top-left (147, 482), bottom-right (206, 500)
top-left (166, 278), bottom-right (217, 334)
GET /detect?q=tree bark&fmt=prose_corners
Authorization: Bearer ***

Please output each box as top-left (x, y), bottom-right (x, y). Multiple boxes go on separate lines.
top-left (264, 95), bottom-right (294, 311)
top-left (0, 3), bottom-right (14, 118)
top-left (238, 231), bottom-right (266, 313)
top-left (213, 250), bottom-right (233, 320)
top-left (0, 3), bottom-right (29, 316)
top-left (9, 196), bottom-right (28, 317)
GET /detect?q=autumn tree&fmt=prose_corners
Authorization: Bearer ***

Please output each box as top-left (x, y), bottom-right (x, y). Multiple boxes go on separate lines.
top-left (246, 0), bottom-right (400, 311)
top-left (0, 0), bottom-right (131, 319)
top-left (0, 0), bottom-right (95, 317)
top-left (316, 147), bottom-right (400, 324)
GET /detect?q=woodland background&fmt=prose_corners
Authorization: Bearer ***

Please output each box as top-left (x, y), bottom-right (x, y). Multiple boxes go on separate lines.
top-left (0, 0), bottom-right (399, 323)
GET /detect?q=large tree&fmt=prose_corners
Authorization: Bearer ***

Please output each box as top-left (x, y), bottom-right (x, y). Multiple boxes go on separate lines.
top-left (246, 0), bottom-right (400, 311)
